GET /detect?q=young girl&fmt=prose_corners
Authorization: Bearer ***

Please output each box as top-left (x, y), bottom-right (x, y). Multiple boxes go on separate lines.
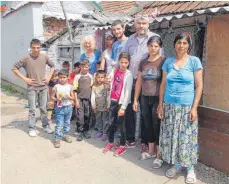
top-left (133, 36), bottom-right (165, 168)
top-left (103, 52), bottom-right (133, 157)
top-left (51, 69), bottom-right (75, 148)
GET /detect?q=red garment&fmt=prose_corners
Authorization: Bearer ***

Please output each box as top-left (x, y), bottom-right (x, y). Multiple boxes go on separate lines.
top-left (110, 69), bottom-right (125, 101)
top-left (68, 72), bottom-right (76, 85)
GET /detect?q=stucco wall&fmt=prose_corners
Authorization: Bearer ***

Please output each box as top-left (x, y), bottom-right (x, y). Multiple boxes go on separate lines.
top-left (203, 14), bottom-right (229, 111)
top-left (1, 3), bottom-right (43, 89)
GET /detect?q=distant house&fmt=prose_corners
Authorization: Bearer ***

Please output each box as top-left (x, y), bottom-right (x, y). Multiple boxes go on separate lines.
top-left (100, 1), bottom-right (229, 174)
top-left (1, 1), bottom-right (104, 89)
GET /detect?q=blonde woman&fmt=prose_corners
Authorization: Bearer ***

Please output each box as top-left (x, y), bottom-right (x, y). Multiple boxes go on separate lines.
top-left (80, 35), bottom-right (102, 74)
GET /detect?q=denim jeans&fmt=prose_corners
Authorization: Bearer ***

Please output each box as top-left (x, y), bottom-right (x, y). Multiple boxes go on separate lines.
top-left (94, 111), bottom-right (109, 134)
top-left (55, 105), bottom-right (73, 140)
top-left (27, 88), bottom-right (49, 130)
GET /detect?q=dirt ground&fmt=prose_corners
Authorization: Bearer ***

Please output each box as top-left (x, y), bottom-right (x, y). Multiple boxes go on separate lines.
top-left (1, 90), bottom-right (209, 184)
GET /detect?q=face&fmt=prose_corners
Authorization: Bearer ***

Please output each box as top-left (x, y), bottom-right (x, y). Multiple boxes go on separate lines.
top-left (63, 64), bottom-right (70, 71)
top-left (111, 24), bottom-right (125, 39)
top-left (51, 74), bottom-right (58, 82)
top-left (30, 43), bottom-right (41, 56)
top-left (73, 66), bottom-right (80, 74)
top-left (96, 74), bottom-right (105, 84)
top-left (119, 58), bottom-right (129, 72)
top-left (96, 63), bottom-right (101, 70)
top-left (105, 36), bottom-right (115, 48)
top-left (175, 38), bottom-right (189, 54)
top-left (84, 41), bottom-right (93, 51)
top-left (58, 74), bottom-right (68, 84)
top-left (135, 19), bottom-right (149, 36)
top-left (147, 41), bottom-right (161, 56)
top-left (80, 64), bottom-right (89, 74)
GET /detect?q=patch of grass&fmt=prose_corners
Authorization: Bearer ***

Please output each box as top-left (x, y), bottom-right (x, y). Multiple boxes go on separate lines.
top-left (1, 84), bottom-right (18, 93)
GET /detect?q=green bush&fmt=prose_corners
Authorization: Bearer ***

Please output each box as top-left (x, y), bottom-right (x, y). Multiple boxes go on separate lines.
top-left (1, 84), bottom-right (18, 93)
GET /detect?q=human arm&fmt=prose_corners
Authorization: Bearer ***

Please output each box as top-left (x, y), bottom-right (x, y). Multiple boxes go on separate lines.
top-left (91, 87), bottom-right (96, 112)
top-left (100, 51), bottom-right (106, 71)
top-left (119, 73), bottom-right (133, 116)
top-left (51, 85), bottom-right (60, 102)
top-left (133, 71), bottom-right (142, 112)
top-left (43, 56), bottom-right (55, 84)
top-left (189, 69), bottom-right (203, 122)
top-left (157, 71), bottom-right (167, 119)
top-left (73, 75), bottom-right (80, 109)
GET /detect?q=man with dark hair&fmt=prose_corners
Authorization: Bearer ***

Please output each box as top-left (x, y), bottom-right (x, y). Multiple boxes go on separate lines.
top-left (111, 20), bottom-right (128, 65)
top-left (12, 38), bottom-right (55, 137)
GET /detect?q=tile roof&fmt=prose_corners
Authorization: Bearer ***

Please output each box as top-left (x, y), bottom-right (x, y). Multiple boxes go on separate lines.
top-left (99, 1), bottom-right (229, 15)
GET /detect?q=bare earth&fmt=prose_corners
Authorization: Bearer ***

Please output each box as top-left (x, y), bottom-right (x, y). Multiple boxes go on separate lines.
top-left (1, 90), bottom-right (207, 184)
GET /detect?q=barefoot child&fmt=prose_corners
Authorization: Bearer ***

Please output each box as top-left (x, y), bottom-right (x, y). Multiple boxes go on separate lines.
top-left (91, 70), bottom-right (109, 141)
top-left (51, 69), bottom-right (75, 148)
top-left (103, 52), bottom-right (133, 157)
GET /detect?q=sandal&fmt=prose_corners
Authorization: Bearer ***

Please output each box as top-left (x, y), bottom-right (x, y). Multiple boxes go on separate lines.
top-left (186, 171), bottom-right (197, 184)
top-left (165, 166), bottom-right (183, 178)
top-left (139, 152), bottom-right (156, 160)
top-left (152, 158), bottom-right (163, 169)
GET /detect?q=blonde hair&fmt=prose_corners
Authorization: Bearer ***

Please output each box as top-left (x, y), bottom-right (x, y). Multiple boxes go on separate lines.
top-left (81, 35), bottom-right (96, 52)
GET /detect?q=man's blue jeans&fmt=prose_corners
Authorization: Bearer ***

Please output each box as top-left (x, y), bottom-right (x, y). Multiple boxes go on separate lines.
top-left (55, 105), bottom-right (73, 140)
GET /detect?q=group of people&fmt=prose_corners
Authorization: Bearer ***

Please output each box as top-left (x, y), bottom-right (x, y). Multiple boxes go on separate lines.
top-left (12, 14), bottom-right (203, 184)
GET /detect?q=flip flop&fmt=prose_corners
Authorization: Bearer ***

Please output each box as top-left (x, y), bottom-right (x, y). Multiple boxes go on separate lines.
top-left (152, 158), bottom-right (163, 169)
top-left (139, 152), bottom-right (156, 160)
top-left (186, 171), bottom-right (197, 184)
top-left (166, 166), bottom-right (183, 178)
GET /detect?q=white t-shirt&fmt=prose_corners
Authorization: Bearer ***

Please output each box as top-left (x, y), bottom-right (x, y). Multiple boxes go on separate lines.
top-left (55, 84), bottom-right (72, 106)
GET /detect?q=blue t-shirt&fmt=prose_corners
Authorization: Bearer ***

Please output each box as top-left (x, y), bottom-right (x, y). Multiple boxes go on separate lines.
top-left (111, 39), bottom-right (128, 63)
top-left (80, 49), bottom-right (102, 74)
top-left (162, 56), bottom-right (203, 106)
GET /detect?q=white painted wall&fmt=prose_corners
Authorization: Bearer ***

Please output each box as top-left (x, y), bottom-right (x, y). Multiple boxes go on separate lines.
top-left (1, 3), bottom-right (43, 89)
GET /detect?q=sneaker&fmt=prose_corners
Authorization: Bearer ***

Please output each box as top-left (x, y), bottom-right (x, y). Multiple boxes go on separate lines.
top-left (63, 135), bottom-right (72, 143)
top-left (83, 131), bottom-right (91, 139)
top-left (96, 132), bottom-right (103, 138)
top-left (103, 143), bottom-right (114, 153)
top-left (101, 134), bottom-right (108, 141)
top-left (114, 146), bottom-right (126, 156)
top-left (126, 141), bottom-right (136, 148)
top-left (54, 140), bottom-right (60, 148)
top-left (43, 125), bottom-right (54, 134)
top-left (76, 133), bottom-right (83, 141)
top-left (141, 143), bottom-right (148, 153)
top-left (29, 129), bottom-right (37, 137)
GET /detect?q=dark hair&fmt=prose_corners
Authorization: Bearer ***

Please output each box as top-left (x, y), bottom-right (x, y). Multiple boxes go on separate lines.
top-left (174, 32), bottom-right (192, 53)
top-left (118, 52), bottom-right (130, 61)
top-left (58, 69), bottom-right (69, 76)
top-left (30, 39), bottom-right (41, 46)
top-left (111, 20), bottom-right (125, 28)
top-left (73, 62), bottom-right (80, 68)
top-left (80, 59), bottom-right (90, 66)
top-left (96, 70), bottom-right (106, 76)
top-left (147, 35), bottom-right (163, 47)
top-left (96, 61), bottom-right (101, 65)
top-left (62, 61), bottom-right (70, 66)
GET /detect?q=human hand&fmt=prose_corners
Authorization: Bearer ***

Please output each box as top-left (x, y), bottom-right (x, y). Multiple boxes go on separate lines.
top-left (133, 101), bottom-right (138, 112)
top-left (75, 100), bottom-right (80, 109)
top-left (43, 77), bottom-right (51, 84)
top-left (64, 94), bottom-right (71, 100)
top-left (118, 108), bottom-right (125, 116)
top-left (24, 78), bottom-right (36, 85)
top-left (157, 104), bottom-right (164, 120)
top-left (189, 108), bottom-right (198, 122)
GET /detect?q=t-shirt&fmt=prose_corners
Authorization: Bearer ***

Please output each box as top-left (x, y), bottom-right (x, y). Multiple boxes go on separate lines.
top-left (162, 56), bottom-right (203, 106)
top-left (110, 69), bottom-right (125, 101)
top-left (139, 57), bottom-right (165, 96)
top-left (12, 54), bottom-right (54, 90)
top-left (91, 84), bottom-right (108, 111)
top-left (68, 72), bottom-right (76, 85)
top-left (73, 73), bottom-right (94, 99)
top-left (53, 83), bottom-right (73, 106)
top-left (80, 50), bottom-right (102, 74)
top-left (111, 38), bottom-right (128, 63)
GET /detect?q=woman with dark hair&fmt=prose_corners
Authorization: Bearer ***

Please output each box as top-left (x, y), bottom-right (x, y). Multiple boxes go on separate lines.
top-left (157, 32), bottom-right (203, 183)
top-left (133, 35), bottom-right (165, 168)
